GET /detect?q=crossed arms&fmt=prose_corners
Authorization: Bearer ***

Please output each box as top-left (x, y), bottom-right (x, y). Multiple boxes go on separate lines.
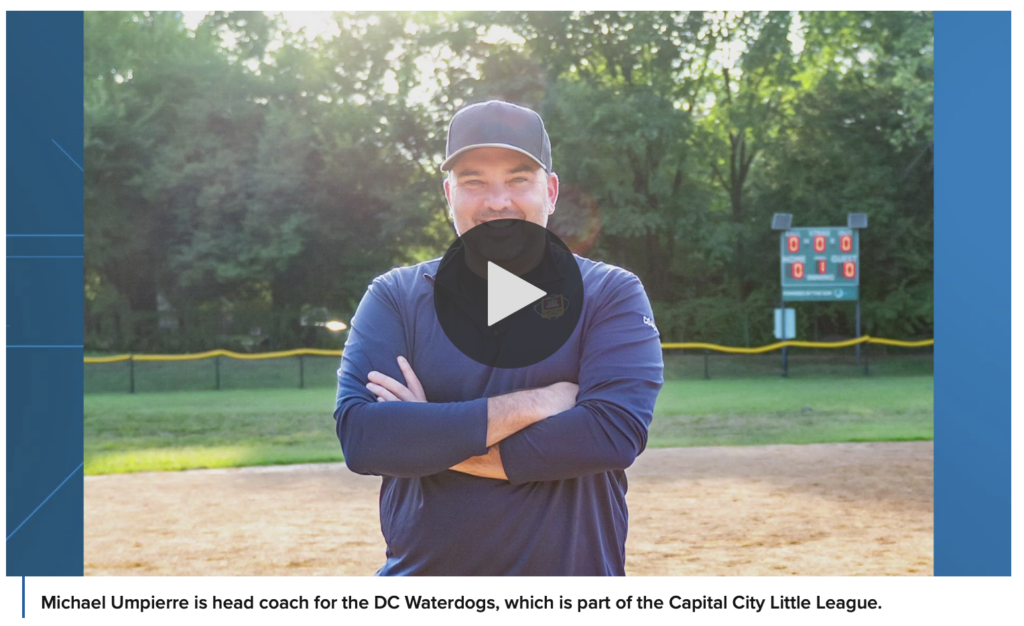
top-left (333, 269), bottom-right (664, 484)
top-left (364, 356), bottom-right (579, 480)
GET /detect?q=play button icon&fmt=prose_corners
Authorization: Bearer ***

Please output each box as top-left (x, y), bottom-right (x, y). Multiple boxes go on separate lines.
top-left (432, 220), bottom-right (584, 369)
top-left (487, 261), bottom-right (547, 326)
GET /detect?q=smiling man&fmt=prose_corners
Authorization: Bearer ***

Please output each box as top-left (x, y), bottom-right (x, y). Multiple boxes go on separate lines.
top-left (334, 100), bottom-right (664, 576)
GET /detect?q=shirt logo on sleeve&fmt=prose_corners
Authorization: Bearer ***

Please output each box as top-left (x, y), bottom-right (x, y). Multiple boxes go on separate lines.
top-left (643, 315), bottom-right (659, 333)
top-left (534, 294), bottom-right (568, 320)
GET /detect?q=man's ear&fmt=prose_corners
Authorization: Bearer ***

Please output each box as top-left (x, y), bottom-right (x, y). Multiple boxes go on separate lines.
top-left (443, 177), bottom-right (455, 221)
top-left (546, 172), bottom-right (560, 215)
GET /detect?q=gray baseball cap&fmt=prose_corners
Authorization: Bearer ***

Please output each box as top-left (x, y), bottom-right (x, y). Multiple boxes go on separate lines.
top-left (440, 100), bottom-right (552, 173)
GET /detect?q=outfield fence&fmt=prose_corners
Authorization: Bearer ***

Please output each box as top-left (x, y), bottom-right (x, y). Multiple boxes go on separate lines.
top-left (84, 336), bottom-right (934, 394)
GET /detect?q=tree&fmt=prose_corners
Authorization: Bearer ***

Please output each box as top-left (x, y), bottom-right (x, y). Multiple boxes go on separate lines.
top-left (84, 10), bottom-right (934, 350)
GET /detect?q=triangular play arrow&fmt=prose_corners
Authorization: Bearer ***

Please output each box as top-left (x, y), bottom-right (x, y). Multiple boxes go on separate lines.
top-left (487, 261), bottom-right (547, 326)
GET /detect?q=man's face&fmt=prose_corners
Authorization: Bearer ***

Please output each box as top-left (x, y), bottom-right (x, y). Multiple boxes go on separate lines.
top-left (443, 147), bottom-right (559, 238)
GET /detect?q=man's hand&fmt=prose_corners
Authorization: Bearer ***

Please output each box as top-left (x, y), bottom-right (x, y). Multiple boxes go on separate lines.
top-left (450, 445), bottom-right (507, 480)
top-left (368, 358), bottom-right (577, 426)
top-left (366, 356), bottom-right (426, 403)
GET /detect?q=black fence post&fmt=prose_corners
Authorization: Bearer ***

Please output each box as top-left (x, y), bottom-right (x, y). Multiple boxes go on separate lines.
top-left (863, 341), bottom-right (870, 376)
top-left (704, 350), bottom-right (710, 380)
top-left (298, 354), bottom-right (305, 389)
top-left (129, 356), bottom-right (135, 394)
top-left (215, 356), bottom-right (221, 391)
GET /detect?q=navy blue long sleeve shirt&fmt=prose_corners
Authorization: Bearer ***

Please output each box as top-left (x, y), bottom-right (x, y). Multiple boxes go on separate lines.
top-left (334, 254), bottom-right (664, 575)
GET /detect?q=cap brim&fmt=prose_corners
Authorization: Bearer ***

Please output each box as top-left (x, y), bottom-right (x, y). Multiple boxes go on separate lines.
top-left (440, 143), bottom-right (548, 172)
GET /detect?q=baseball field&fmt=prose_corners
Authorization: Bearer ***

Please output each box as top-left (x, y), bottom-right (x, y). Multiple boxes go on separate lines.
top-left (83, 359), bottom-right (933, 576)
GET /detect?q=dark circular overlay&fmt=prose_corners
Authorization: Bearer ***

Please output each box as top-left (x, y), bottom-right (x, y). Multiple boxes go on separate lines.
top-left (432, 220), bottom-right (584, 369)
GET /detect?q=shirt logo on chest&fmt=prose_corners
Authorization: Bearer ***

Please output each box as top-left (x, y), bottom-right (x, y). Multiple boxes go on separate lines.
top-left (534, 294), bottom-right (569, 320)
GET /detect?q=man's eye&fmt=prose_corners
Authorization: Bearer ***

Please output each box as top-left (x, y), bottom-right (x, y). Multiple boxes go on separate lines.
top-left (511, 177), bottom-right (529, 184)
top-left (461, 180), bottom-right (484, 187)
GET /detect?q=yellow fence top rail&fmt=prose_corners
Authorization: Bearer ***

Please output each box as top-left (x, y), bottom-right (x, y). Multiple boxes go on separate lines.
top-left (84, 337), bottom-right (933, 364)
top-left (661, 336), bottom-right (934, 354)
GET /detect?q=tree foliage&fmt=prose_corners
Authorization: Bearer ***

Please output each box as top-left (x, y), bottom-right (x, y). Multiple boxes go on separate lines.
top-left (84, 11), bottom-right (933, 351)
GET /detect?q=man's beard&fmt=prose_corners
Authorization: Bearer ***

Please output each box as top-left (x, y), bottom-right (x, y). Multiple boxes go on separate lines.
top-left (461, 217), bottom-right (549, 273)
top-left (463, 221), bottom-right (529, 263)
top-left (469, 235), bottom-right (527, 263)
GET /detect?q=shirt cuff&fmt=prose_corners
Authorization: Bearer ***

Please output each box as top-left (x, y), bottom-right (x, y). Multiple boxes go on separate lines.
top-left (462, 396), bottom-right (491, 458)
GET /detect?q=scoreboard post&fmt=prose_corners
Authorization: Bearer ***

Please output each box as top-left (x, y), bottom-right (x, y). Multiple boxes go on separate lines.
top-left (774, 214), bottom-right (868, 375)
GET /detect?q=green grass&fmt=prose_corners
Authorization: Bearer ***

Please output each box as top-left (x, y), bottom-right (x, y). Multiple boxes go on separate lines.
top-left (650, 376), bottom-right (933, 448)
top-left (84, 375), bottom-right (933, 475)
top-left (85, 389), bottom-right (344, 474)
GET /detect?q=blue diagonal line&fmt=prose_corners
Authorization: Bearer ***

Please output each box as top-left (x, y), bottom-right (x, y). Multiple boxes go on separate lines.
top-left (50, 138), bottom-right (83, 172)
top-left (7, 462), bottom-right (84, 542)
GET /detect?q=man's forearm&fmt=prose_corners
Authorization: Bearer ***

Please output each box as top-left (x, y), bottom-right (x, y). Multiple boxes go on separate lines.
top-left (449, 445), bottom-right (507, 480)
top-left (339, 381), bottom-right (577, 478)
top-left (485, 385), bottom-right (570, 446)
top-left (441, 388), bottom-right (563, 481)
top-left (447, 383), bottom-right (578, 479)
top-left (337, 397), bottom-right (490, 477)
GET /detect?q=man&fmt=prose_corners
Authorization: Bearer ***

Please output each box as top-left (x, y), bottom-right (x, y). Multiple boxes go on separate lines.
top-left (334, 100), bottom-right (664, 575)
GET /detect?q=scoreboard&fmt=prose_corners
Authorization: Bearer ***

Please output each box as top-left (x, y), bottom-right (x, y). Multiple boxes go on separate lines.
top-left (779, 227), bottom-right (859, 301)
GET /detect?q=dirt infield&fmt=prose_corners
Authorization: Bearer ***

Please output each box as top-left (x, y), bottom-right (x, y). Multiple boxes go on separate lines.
top-left (84, 441), bottom-right (932, 576)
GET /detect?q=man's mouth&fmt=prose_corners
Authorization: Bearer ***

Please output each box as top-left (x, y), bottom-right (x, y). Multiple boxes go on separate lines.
top-left (481, 219), bottom-right (517, 230)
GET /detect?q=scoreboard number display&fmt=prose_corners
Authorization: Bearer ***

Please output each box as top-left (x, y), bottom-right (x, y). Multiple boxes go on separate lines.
top-left (780, 227), bottom-right (859, 301)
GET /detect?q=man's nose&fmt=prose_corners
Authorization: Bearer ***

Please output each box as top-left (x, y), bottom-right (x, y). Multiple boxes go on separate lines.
top-left (482, 185), bottom-right (512, 211)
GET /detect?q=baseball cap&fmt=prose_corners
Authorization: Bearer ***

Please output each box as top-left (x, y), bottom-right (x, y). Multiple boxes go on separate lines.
top-left (440, 100), bottom-right (553, 173)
